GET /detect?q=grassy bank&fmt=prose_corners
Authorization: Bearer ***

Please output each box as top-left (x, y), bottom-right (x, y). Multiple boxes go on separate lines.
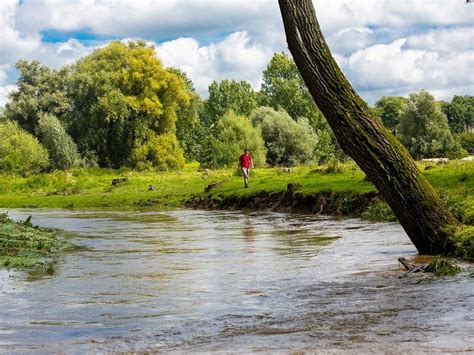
top-left (0, 213), bottom-right (72, 272)
top-left (0, 160), bottom-right (472, 223)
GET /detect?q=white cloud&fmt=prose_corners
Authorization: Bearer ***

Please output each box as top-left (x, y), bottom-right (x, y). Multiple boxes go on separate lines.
top-left (315, 0), bottom-right (473, 33)
top-left (0, 0), bottom-right (41, 63)
top-left (343, 39), bottom-right (427, 90)
top-left (20, 0), bottom-right (471, 41)
top-left (15, 0), bottom-right (280, 41)
top-left (0, 0), bottom-right (473, 107)
top-left (327, 27), bottom-right (375, 54)
top-left (156, 37), bottom-right (215, 94)
top-left (0, 1), bottom-right (95, 107)
top-left (0, 66), bottom-right (9, 86)
top-left (155, 31), bottom-right (272, 95)
top-left (406, 27), bottom-right (474, 53)
top-left (339, 38), bottom-right (474, 103)
top-left (0, 84), bottom-right (16, 108)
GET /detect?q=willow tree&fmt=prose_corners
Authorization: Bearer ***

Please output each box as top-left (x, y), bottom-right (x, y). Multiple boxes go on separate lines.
top-left (68, 41), bottom-right (189, 169)
top-left (278, 0), bottom-right (458, 255)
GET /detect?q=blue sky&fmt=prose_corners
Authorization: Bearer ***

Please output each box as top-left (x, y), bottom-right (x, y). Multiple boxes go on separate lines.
top-left (1, 0), bottom-right (473, 106)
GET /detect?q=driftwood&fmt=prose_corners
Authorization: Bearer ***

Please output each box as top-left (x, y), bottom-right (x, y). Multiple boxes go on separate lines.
top-left (316, 197), bottom-right (326, 215)
top-left (398, 257), bottom-right (430, 278)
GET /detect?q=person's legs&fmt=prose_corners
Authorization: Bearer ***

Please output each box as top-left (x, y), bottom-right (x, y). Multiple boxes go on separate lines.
top-left (242, 168), bottom-right (249, 188)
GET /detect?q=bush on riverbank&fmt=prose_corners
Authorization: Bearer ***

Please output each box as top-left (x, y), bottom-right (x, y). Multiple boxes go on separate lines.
top-left (0, 121), bottom-right (49, 176)
top-left (453, 226), bottom-right (474, 260)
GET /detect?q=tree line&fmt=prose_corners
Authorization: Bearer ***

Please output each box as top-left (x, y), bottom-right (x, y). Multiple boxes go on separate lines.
top-left (0, 41), bottom-right (472, 176)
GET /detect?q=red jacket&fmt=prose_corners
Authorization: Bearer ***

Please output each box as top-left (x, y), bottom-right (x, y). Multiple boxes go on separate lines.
top-left (239, 153), bottom-right (252, 168)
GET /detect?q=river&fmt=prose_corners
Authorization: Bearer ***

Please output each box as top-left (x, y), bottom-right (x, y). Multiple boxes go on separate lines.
top-left (1, 209), bottom-right (473, 353)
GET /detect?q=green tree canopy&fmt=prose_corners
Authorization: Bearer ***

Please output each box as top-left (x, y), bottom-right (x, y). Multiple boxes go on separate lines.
top-left (203, 79), bottom-right (257, 127)
top-left (36, 113), bottom-right (81, 170)
top-left (457, 131), bottom-right (474, 153)
top-left (250, 106), bottom-right (318, 166)
top-left (441, 95), bottom-right (474, 133)
top-left (0, 121), bottom-right (49, 176)
top-left (259, 52), bottom-right (326, 130)
top-left (199, 111), bottom-right (266, 168)
top-left (373, 96), bottom-right (406, 133)
top-left (5, 60), bottom-right (70, 133)
top-left (129, 131), bottom-right (185, 171)
top-left (398, 90), bottom-right (458, 159)
top-left (67, 41), bottom-right (189, 168)
top-left (170, 68), bottom-right (204, 161)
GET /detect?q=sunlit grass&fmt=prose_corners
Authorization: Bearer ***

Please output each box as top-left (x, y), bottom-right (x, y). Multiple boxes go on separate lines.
top-left (0, 160), bottom-right (472, 224)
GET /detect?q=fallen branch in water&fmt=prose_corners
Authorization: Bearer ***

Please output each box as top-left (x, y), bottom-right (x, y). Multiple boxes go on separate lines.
top-left (316, 197), bottom-right (327, 215)
top-left (398, 256), bottom-right (462, 278)
top-left (398, 257), bottom-right (430, 278)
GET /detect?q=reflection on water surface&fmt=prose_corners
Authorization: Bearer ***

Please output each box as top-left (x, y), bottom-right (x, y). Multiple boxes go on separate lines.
top-left (0, 209), bottom-right (472, 353)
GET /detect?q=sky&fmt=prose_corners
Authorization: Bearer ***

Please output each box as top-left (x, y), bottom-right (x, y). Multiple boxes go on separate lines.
top-left (0, 0), bottom-right (473, 107)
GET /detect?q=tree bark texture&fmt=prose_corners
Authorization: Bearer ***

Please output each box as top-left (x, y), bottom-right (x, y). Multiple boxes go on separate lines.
top-left (279, 0), bottom-right (458, 255)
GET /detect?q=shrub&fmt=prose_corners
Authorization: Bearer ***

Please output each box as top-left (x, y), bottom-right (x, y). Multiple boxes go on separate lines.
top-left (453, 226), bottom-right (474, 260)
top-left (199, 111), bottom-right (266, 168)
top-left (250, 107), bottom-right (318, 166)
top-left (36, 113), bottom-right (81, 170)
top-left (457, 132), bottom-right (474, 153)
top-left (0, 121), bottom-right (49, 176)
top-left (398, 91), bottom-right (458, 159)
top-left (428, 256), bottom-right (461, 276)
top-left (130, 131), bottom-right (185, 171)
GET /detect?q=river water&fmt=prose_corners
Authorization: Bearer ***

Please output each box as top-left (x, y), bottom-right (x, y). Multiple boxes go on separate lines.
top-left (0, 209), bottom-right (472, 353)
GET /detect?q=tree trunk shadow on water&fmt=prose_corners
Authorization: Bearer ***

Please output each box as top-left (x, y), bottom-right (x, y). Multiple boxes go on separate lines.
top-left (278, 0), bottom-right (460, 255)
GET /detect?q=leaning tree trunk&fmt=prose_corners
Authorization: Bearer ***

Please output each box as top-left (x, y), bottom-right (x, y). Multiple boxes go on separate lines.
top-left (279, 0), bottom-right (458, 255)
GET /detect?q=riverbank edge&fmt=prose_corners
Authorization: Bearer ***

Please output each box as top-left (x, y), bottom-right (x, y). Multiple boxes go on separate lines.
top-left (185, 184), bottom-right (384, 218)
top-left (0, 213), bottom-right (73, 272)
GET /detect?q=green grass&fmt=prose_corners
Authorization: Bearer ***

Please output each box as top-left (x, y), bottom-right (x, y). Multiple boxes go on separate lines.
top-left (0, 161), bottom-right (472, 221)
top-left (453, 225), bottom-right (474, 260)
top-left (421, 161), bottom-right (474, 225)
top-left (0, 213), bottom-right (72, 272)
top-left (428, 256), bottom-right (462, 276)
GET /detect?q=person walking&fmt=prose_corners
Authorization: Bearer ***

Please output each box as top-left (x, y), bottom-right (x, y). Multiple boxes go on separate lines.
top-left (238, 148), bottom-right (253, 188)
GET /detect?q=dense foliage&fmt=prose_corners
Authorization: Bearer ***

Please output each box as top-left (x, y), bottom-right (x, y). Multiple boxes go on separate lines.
top-left (171, 68), bottom-right (204, 161)
top-left (398, 91), bottom-right (460, 159)
top-left (457, 132), bottom-right (474, 153)
top-left (67, 41), bottom-right (189, 169)
top-left (1, 44), bottom-right (472, 175)
top-left (0, 121), bottom-right (49, 176)
top-left (441, 96), bottom-right (474, 133)
top-left (259, 52), bottom-right (326, 131)
top-left (36, 113), bottom-right (81, 170)
top-left (203, 80), bottom-right (258, 128)
top-left (250, 107), bottom-right (318, 166)
top-left (200, 111), bottom-right (266, 168)
top-left (5, 60), bottom-right (70, 134)
top-left (373, 96), bottom-right (406, 133)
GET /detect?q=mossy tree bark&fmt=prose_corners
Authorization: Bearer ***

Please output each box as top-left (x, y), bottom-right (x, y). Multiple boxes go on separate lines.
top-left (279, 0), bottom-right (458, 255)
